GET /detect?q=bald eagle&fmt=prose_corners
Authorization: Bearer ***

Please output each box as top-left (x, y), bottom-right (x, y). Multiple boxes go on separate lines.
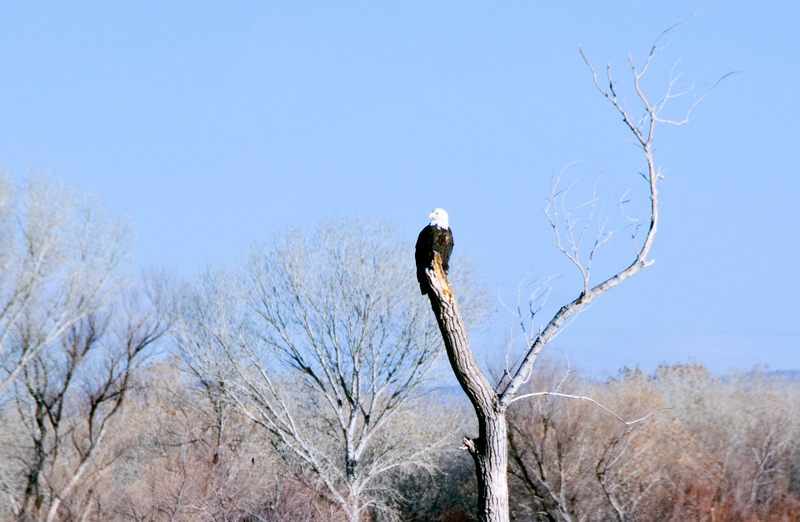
top-left (415, 208), bottom-right (454, 295)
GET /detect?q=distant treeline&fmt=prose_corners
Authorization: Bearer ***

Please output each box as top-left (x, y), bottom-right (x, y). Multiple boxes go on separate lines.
top-left (3, 356), bottom-right (799, 522)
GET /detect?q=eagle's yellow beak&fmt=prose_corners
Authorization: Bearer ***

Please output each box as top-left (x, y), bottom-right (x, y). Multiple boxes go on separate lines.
top-left (428, 212), bottom-right (436, 218)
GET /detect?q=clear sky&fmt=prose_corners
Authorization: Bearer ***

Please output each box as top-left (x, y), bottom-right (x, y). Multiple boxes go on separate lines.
top-left (1, 1), bottom-right (797, 376)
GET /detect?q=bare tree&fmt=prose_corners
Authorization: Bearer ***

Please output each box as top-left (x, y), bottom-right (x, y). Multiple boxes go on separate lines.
top-left (0, 273), bottom-right (173, 522)
top-left (177, 216), bottom-right (487, 522)
top-left (644, 364), bottom-right (800, 521)
top-left (0, 171), bottom-right (132, 393)
top-left (420, 22), bottom-right (726, 522)
top-left (86, 357), bottom-right (352, 522)
top-left (504, 363), bottom-right (680, 522)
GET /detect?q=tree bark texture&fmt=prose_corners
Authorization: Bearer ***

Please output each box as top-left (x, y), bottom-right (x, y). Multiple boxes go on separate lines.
top-left (425, 255), bottom-right (509, 522)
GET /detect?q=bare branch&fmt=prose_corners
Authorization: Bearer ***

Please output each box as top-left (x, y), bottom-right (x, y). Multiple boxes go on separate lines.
top-left (508, 392), bottom-right (665, 431)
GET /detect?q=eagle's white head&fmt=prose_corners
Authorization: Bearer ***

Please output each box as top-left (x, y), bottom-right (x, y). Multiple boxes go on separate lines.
top-left (428, 208), bottom-right (449, 229)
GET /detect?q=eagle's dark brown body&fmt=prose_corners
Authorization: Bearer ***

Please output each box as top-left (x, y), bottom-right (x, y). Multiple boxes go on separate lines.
top-left (415, 224), bottom-right (453, 295)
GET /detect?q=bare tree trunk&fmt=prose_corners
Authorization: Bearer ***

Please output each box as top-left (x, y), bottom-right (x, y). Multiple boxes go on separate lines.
top-left (45, 425), bottom-right (108, 522)
top-left (425, 255), bottom-right (509, 522)
top-left (345, 496), bottom-right (360, 522)
top-left (467, 414), bottom-right (509, 522)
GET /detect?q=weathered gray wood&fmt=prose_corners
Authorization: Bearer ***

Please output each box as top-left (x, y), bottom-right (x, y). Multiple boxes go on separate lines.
top-left (425, 254), bottom-right (509, 522)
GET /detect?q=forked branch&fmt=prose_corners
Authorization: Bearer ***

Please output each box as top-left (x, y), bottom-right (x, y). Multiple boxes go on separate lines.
top-left (498, 21), bottom-right (726, 407)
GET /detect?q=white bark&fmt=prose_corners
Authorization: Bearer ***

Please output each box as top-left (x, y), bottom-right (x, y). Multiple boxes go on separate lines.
top-left (424, 255), bottom-right (509, 522)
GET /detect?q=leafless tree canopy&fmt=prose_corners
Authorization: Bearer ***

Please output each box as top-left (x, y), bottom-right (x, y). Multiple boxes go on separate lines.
top-left (5, 351), bottom-right (799, 522)
top-left (505, 363), bottom-right (800, 522)
top-left (0, 271), bottom-right (173, 522)
top-left (176, 216), bottom-right (488, 522)
top-left (0, 171), bottom-right (133, 393)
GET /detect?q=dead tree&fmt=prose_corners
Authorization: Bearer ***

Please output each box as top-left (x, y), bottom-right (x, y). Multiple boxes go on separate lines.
top-left (422, 21), bottom-right (727, 522)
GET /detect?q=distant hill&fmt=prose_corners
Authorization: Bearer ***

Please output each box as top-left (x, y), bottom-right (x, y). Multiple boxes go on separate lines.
top-left (768, 370), bottom-right (800, 380)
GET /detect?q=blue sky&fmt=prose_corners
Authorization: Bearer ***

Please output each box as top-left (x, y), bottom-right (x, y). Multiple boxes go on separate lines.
top-left (1, 2), bottom-right (797, 376)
